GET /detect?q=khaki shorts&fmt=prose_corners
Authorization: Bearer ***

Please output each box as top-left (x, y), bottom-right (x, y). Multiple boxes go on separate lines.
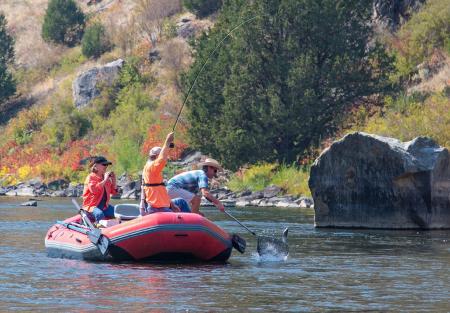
top-left (167, 186), bottom-right (196, 203)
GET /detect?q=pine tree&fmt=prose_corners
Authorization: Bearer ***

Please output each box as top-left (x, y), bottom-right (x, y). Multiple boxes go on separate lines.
top-left (81, 23), bottom-right (111, 58)
top-left (184, 0), bottom-right (394, 169)
top-left (0, 13), bottom-right (16, 103)
top-left (42, 0), bottom-right (85, 46)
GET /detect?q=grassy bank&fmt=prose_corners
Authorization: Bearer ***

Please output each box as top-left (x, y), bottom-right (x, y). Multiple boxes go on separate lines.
top-left (227, 163), bottom-right (311, 197)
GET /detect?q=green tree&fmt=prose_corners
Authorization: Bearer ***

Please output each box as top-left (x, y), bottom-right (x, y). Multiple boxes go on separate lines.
top-left (42, 0), bottom-right (85, 47)
top-left (0, 13), bottom-right (15, 103)
top-left (81, 22), bottom-right (111, 58)
top-left (183, 0), bottom-right (395, 169)
top-left (183, 0), bottom-right (223, 18)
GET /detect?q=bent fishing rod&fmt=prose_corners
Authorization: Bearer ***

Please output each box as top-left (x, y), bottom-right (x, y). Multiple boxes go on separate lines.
top-left (169, 16), bottom-right (257, 147)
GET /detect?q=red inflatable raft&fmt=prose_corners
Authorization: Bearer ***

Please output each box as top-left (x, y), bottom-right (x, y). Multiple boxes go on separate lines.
top-left (45, 205), bottom-right (235, 262)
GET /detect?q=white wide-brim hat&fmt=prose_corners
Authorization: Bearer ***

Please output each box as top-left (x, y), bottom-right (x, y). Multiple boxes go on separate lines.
top-left (199, 158), bottom-right (222, 171)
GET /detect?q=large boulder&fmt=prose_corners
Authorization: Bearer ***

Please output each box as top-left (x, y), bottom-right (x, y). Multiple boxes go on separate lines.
top-left (72, 59), bottom-right (124, 108)
top-left (309, 132), bottom-right (450, 229)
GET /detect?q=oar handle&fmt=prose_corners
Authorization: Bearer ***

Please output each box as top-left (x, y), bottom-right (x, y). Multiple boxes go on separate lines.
top-left (71, 198), bottom-right (95, 229)
top-left (224, 210), bottom-right (257, 236)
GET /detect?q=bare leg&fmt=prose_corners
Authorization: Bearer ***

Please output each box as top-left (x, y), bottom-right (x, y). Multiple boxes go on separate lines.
top-left (190, 195), bottom-right (201, 214)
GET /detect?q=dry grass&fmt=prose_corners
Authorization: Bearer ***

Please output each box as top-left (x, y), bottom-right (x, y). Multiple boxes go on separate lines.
top-left (0, 0), bottom-right (66, 69)
top-left (410, 54), bottom-right (450, 93)
top-left (0, 0), bottom-right (138, 69)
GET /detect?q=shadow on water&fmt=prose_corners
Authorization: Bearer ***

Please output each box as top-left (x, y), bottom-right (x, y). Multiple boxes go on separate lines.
top-left (0, 197), bottom-right (449, 312)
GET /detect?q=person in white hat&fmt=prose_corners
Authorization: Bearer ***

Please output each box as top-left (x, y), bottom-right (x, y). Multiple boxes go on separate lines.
top-left (140, 132), bottom-right (190, 215)
top-left (166, 157), bottom-right (225, 214)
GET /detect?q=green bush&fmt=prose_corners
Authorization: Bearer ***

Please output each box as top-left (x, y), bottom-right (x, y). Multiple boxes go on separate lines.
top-left (395, 0), bottom-right (450, 78)
top-left (183, 0), bottom-right (222, 18)
top-left (50, 47), bottom-right (87, 77)
top-left (43, 99), bottom-right (91, 148)
top-left (271, 164), bottom-right (311, 197)
top-left (227, 163), bottom-right (311, 197)
top-left (81, 23), bottom-right (111, 58)
top-left (110, 137), bottom-right (145, 176)
top-left (228, 163), bottom-right (277, 192)
top-left (351, 90), bottom-right (450, 148)
top-left (0, 14), bottom-right (15, 103)
top-left (104, 92), bottom-right (156, 175)
top-left (162, 18), bottom-right (178, 39)
top-left (42, 0), bottom-right (85, 46)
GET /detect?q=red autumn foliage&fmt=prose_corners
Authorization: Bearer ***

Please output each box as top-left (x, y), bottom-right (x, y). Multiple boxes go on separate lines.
top-left (60, 139), bottom-right (99, 171)
top-left (141, 119), bottom-right (189, 160)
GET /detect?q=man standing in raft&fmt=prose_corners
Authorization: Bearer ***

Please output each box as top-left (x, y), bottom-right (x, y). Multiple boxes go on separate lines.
top-left (166, 158), bottom-right (225, 215)
top-left (82, 156), bottom-right (118, 223)
top-left (140, 132), bottom-right (189, 215)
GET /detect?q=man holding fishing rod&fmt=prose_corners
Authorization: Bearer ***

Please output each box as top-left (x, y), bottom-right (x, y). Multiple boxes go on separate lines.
top-left (140, 131), bottom-right (190, 215)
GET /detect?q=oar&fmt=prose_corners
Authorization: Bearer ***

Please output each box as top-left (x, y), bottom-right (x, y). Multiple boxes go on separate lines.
top-left (224, 210), bottom-right (289, 257)
top-left (71, 199), bottom-right (110, 256)
top-left (57, 221), bottom-right (93, 236)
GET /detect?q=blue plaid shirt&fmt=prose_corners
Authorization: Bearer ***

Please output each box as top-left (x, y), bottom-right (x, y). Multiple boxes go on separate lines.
top-left (167, 170), bottom-right (209, 194)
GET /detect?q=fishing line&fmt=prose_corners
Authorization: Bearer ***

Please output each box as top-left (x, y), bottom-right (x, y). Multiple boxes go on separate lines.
top-left (170, 16), bottom-right (257, 136)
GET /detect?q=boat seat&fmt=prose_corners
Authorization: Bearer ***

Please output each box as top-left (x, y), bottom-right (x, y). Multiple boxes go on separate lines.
top-left (114, 204), bottom-right (140, 221)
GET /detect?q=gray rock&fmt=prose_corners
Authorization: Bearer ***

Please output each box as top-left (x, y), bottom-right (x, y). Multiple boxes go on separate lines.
top-left (275, 201), bottom-right (300, 208)
top-left (149, 49), bottom-right (161, 63)
top-left (50, 190), bottom-right (67, 197)
top-left (6, 187), bottom-right (36, 197)
top-left (251, 199), bottom-right (264, 206)
top-left (121, 189), bottom-right (137, 199)
top-left (236, 199), bottom-right (251, 207)
top-left (120, 180), bottom-right (137, 198)
top-left (73, 59), bottom-right (124, 108)
top-left (177, 21), bottom-right (195, 39)
top-left (117, 173), bottom-right (133, 187)
top-left (250, 191), bottom-right (264, 200)
top-left (66, 183), bottom-right (83, 197)
top-left (309, 132), bottom-right (450, 229)
top-left (21, 200), bottom-right (37, 206)
top-left (179, 151), bottom-right (203, 165)
top-left (296, 196), bottom-right (314, 208)
top-left (259, 199), bottom-right (276, 207)
top-left (200, 198), bottom-right (235, 207)
top-left (263, 185), bottom-right (282, 198)
top-left (236, 189), bottom-right (252, 197)
top-left (48, 179), bottom-right (69, 191)
top-left (26, 178), bottom-right (43, 188)
top-left (211, 187), bottom-right (235, 200)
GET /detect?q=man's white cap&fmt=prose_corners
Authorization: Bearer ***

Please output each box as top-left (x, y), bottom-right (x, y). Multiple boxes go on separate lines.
top-left (149, 146), bottom-right (162, 157)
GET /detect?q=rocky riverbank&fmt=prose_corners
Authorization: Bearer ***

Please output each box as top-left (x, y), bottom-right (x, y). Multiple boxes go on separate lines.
top-left (0, 178), bottom-right (313, 209)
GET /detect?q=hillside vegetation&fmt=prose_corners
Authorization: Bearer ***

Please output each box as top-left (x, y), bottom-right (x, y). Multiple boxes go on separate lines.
top-left (0, 0), bottom-right (449, 198)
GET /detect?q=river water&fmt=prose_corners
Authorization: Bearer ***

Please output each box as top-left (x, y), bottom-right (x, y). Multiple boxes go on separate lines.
top-left (0, 197), bottom-right (449, 312)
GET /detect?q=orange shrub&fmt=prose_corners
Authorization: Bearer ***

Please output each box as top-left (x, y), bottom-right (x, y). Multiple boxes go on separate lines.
top-left (141, 118), bottom-right (189, 161)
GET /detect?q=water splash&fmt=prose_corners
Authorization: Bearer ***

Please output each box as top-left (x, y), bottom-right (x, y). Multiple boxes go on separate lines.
top-left (252, 241), bottom-right (289, 262)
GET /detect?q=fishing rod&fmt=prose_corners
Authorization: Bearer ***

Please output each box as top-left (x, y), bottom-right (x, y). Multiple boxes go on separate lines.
top-left (169, 15), bottom-right (257, 147)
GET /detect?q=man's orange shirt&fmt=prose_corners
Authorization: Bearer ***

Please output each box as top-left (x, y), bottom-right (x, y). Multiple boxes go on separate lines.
top-left (142, 158), bottom-right (171, 208)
